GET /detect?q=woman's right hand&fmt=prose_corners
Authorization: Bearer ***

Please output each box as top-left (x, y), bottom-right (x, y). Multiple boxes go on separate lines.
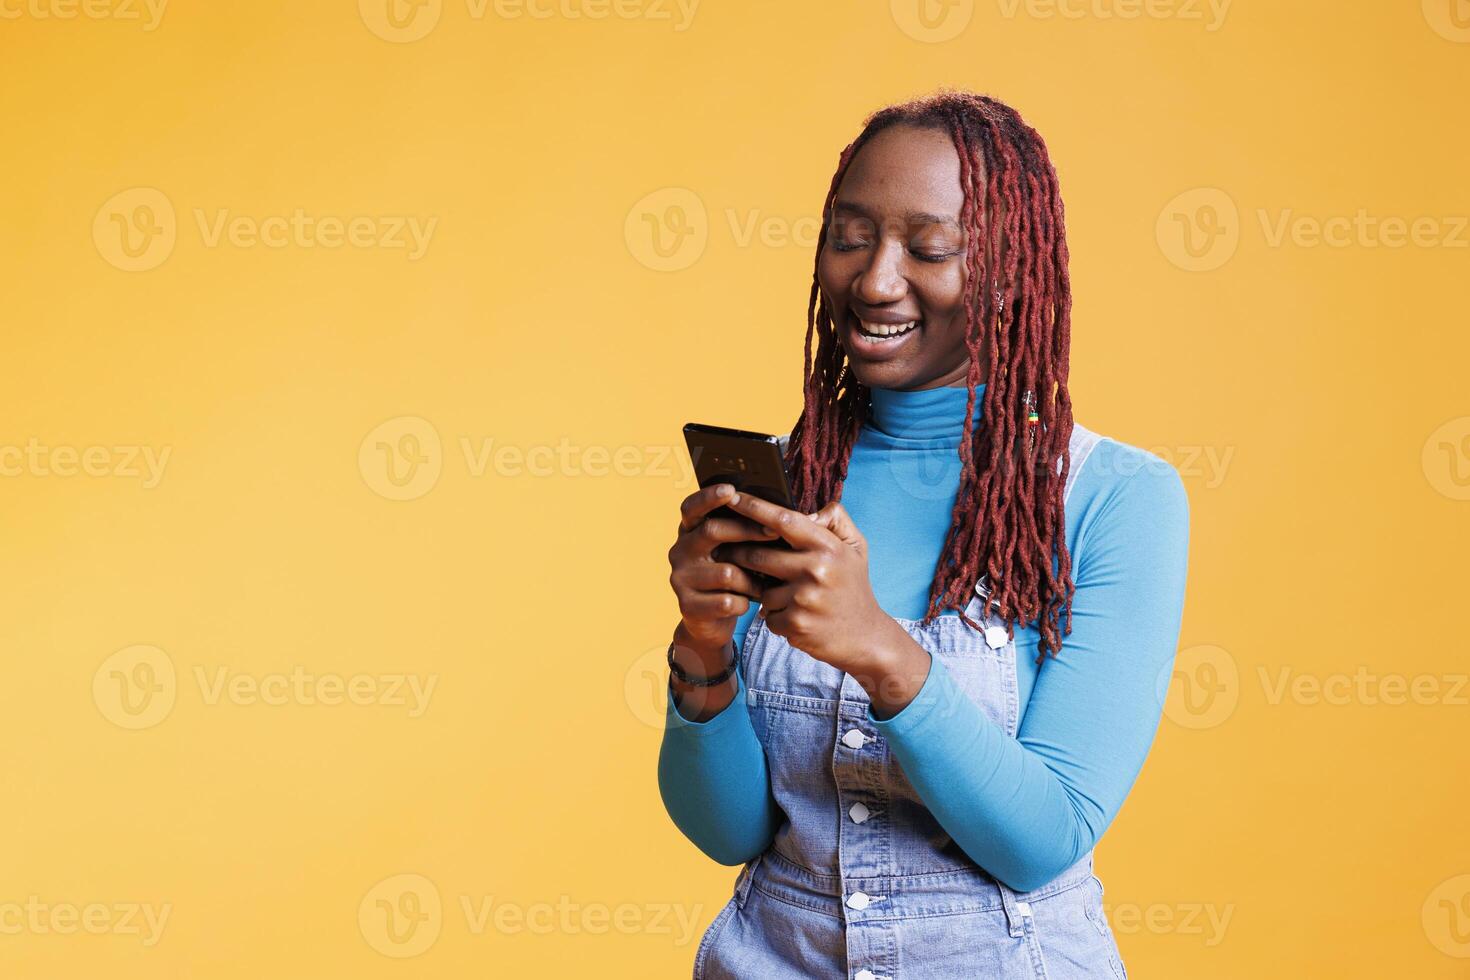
top-left (667, 483), bottom-right (779, 655)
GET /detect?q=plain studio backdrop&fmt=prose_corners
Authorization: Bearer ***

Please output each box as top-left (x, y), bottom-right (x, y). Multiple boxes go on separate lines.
top-left (1, 1), bottom-right (1467, 976)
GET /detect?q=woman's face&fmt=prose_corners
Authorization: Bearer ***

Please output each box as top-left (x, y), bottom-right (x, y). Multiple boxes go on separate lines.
top-left (817, 123), bottom-right (978, 391)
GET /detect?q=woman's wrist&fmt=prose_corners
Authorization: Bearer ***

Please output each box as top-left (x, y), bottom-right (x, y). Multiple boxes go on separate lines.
top-left (668, 638), bottom-right (736, 686)
top-left (670, 621), bottom-right (734, 675)
top-left (667, 623), bottom-right (740, 722)
top-left (848, 616), bottom-right (933, 720)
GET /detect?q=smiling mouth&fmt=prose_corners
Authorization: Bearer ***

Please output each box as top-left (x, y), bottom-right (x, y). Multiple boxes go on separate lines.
top-left (858, 320), bottom-right (911, 343)
top-left (852, 316), bottom-right (922, 344)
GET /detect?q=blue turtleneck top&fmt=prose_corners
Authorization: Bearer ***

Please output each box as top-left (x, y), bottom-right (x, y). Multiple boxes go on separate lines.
top-left (657, 384), bottom-right (1190, 892)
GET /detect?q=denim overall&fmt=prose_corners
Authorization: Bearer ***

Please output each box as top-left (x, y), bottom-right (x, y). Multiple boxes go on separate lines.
top-left (693, 423), bottom-right (1127, 980)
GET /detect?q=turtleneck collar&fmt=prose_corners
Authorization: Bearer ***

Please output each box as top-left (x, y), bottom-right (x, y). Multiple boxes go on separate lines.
top-left (866, 383), bottom-right (987, 443)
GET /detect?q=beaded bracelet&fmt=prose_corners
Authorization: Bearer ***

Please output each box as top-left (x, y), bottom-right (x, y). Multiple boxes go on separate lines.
top-left (667, 640), bottom-right (737, 687)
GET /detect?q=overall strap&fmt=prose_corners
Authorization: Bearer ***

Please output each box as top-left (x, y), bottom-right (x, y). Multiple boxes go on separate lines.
top-left (1062, 421), bottom-right (1102, 506)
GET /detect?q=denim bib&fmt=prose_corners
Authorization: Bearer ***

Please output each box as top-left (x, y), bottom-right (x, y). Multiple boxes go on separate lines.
top-left (693, 423), bottom-right (1129, 980)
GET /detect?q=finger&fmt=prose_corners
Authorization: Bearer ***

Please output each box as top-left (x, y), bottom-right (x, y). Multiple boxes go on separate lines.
top-left (683, 562), bottom-right (763, 600)
top-left (807, 501), bottom-right (863, 546)
top-left (679, 484), bottom-right (735, 531)
top-left (725, 491), bottom-right (835, 550)
top-left (722, 543), bottom-right (808, 582)
top-left (692, 513), bottom-right (783, 546)
top-left (756, 580), bottom-right (797, 618)
top-left (677, 590), bottom-right (750, 621)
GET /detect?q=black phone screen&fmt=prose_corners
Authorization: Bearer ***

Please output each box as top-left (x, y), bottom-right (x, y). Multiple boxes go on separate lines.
top-left (682, 422), bottom-right (797, 589)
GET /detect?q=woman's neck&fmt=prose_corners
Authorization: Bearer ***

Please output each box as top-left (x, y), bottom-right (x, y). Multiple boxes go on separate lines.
top-left (867, 383), bottom-right (987, 443)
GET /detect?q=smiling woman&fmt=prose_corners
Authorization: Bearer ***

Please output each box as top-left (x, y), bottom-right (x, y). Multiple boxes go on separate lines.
top-left (658, 90), bottom-right (1189, 980)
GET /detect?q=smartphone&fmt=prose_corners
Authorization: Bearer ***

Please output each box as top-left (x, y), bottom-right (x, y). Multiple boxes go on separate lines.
top-left (682, 422), bottom-right (796, 591)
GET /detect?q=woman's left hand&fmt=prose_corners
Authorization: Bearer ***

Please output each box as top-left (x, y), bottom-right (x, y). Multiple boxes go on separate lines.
top-left (720, 492), bottom-right (893, 676)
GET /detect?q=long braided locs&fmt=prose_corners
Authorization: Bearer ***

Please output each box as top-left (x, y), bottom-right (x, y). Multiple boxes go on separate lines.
top-left (783, 90), bottom-right (1077, 664)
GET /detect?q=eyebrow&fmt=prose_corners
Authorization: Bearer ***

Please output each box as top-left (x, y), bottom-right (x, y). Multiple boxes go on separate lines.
top-left (831, 199), bottom-right (961, 229)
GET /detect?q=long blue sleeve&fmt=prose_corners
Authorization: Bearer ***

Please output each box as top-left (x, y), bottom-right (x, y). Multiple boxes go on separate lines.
top-left (656, 626), bottom-right (779, 866)
top-left (865, 457), bottom-right (1189, 891)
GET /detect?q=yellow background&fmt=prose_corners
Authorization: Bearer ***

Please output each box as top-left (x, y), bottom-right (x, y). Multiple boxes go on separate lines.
top-left (2, 0), bottom-right (1468, 976)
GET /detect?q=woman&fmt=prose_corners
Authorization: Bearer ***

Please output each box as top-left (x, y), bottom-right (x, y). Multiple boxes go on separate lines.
top-left (658, 90), bottom-right (1189, 979)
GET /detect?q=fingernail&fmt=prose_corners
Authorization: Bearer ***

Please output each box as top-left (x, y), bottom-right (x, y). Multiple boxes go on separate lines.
top-left (729, 493), bottom-right (741, 506)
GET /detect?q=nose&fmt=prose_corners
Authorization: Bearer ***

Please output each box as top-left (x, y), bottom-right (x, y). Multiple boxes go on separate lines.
top-left (851, 239), bottom-right (907, 306)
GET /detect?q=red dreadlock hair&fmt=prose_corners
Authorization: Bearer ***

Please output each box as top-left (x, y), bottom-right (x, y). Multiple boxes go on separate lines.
top-left (784, 89), bottom-right (1076, 664)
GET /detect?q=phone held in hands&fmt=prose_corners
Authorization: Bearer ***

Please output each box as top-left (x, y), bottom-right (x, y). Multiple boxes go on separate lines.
top-left (682, 422), bottom-right (796, 592)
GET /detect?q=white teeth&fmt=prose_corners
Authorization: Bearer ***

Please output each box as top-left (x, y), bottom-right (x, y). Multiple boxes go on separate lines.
top-left (858, 320), bottom-right (918, 338)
